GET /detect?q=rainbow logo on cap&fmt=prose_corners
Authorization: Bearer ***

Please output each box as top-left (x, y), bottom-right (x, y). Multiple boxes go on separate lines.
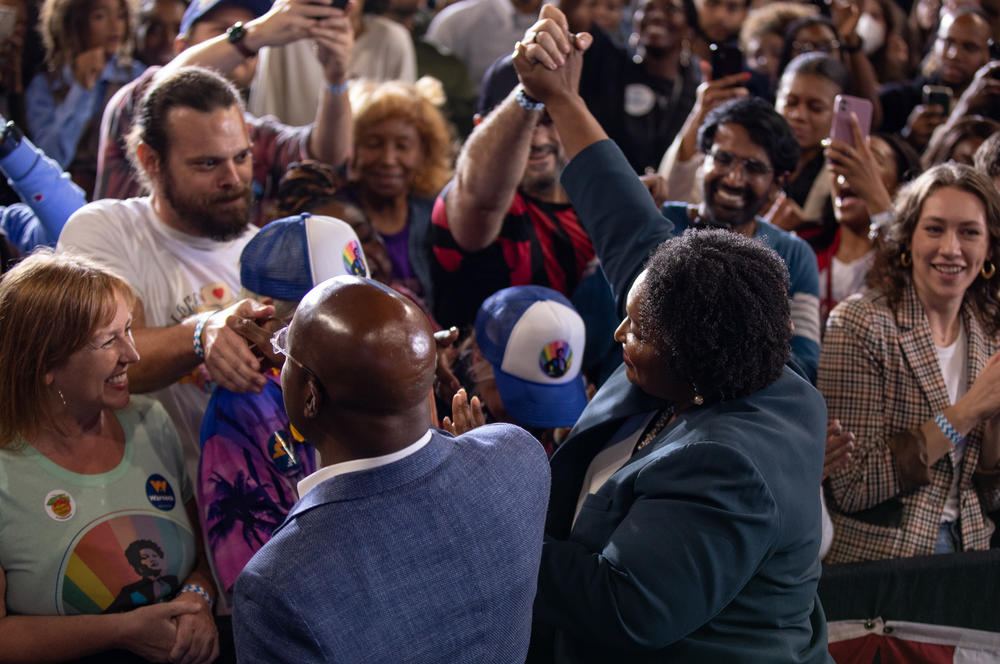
top-left (539, 340), bottom-right (572, 378)
top-left (342, 240), bottom-right (366, 276)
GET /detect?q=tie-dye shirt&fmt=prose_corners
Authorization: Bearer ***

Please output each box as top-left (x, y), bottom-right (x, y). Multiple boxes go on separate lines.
top-left (0, 396), bottom-right (195, 615)
top-left (198, 372), bottom-right (317, 600)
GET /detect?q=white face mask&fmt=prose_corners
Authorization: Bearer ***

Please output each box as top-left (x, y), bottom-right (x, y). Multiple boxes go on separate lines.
top-left (856, 13), bottom-right (886, 55)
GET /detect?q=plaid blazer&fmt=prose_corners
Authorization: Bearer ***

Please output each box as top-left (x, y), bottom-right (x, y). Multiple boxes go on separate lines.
top-left (818, 284), bottom-right (1000, 564)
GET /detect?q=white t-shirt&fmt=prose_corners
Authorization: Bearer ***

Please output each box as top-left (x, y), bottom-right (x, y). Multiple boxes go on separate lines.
top-left (58, 197), bottom-right (254, 478)
top-left (936, 321), bottom-right (969, 523)
top-left (248, 16), bottom-right (417, 127)
top-left (425, 0), bottom-right (539, 91)
top-left (828, 252), bottom-right (874, 306)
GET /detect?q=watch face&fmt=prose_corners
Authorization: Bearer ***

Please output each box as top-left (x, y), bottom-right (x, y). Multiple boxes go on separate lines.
top-left (227, 22), bottom-right (245, 43)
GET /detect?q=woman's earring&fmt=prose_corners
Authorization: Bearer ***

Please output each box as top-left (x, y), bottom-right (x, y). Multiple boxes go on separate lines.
top-left (900, 251), bottom-right (912, 268)
top-left (692, 385), bottom-right (704, 406)
top-left (982, 260), bottom-right (996, 280)
top-left (680, 38), bottom-right (692, 67)
top-left (56, 389), bottom-right (67, 407)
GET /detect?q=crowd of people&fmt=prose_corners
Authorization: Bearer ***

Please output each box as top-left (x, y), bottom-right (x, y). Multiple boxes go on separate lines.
top-left (0, 0), bottom-right (999, 659)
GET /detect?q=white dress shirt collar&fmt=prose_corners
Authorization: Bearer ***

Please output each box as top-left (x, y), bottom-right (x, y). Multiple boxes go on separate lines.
top-left (297, 429), bottom-right (433, 499)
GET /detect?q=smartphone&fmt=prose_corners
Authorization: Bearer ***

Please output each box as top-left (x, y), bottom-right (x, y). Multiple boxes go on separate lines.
top-left (922, 84), bottom-right (952, 114)
top-left (709, 42), bottom-right (744, 80)
top-left (830, 94), bottom-right (873, 148)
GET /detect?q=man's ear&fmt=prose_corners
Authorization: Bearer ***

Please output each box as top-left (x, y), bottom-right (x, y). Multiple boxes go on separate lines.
top-left (135, 142), bottom-right (162, 182)
top-left (304, 380), bottom-right (322, 419)
top-left (173, 35), bottom-right (189, 55)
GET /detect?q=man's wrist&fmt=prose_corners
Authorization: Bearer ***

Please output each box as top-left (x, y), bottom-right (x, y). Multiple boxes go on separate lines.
top-left (177, 584), bottom-right (214, 610)
top-left (515, 85), bottom-right (545, 111)
top-left (192, 312), bottom-right (214, 360)
top-left (226, 22), bottom-right (258, 59)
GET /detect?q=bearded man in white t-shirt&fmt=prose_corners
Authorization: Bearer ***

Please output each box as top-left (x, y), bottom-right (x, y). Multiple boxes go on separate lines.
top-left (59, 66), bottom-right (274, 474)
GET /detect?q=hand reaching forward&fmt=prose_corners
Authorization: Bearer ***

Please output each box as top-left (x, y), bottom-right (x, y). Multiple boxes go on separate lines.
top-left (201, 299), bottom-right (274, 394)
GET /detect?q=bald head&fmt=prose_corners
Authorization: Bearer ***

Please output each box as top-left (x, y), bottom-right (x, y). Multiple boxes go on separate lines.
top-left (289, 276), bottom-right (436, 412)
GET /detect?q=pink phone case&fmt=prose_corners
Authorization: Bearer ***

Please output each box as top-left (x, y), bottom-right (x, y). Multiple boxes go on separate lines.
top-left (830, 95), bottom-right (873, 148)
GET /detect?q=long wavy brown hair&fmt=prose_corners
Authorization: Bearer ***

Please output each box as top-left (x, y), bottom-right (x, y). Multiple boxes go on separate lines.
top-left (867, 162), bottom-right (1000, 335)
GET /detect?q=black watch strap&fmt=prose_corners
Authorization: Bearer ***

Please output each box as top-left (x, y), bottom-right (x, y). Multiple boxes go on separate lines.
top-left (226, 22), bottom-right (257, 59)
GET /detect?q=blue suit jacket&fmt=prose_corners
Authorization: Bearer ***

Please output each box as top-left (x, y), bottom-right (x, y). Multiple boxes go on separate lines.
top-left (528, 140), bottom-right (831, 662)
top-left (233, 425), bottom-right (550, 663)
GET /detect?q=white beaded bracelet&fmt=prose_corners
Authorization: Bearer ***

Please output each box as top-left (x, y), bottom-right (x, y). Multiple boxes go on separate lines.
top-left (179, 584), bottom-right (213, 609)
top-left (192, 312), bottom-right (213, 360)
top-left (515, 86), bottom-right (545, 111)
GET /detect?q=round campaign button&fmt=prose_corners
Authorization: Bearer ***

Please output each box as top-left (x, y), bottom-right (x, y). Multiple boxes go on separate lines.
top-left (145, 475), bottom-right (176, 511)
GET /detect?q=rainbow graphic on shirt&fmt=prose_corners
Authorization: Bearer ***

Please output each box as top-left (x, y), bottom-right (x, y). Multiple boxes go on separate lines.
top-left (539, 340), bottom-right (572, 379)
top-left (342, 240), bottom-right (367, 276)
top-left (56, 512), bottom-right (194, 615)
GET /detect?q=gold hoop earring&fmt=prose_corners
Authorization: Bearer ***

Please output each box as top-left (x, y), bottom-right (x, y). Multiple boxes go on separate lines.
top-left (982, 261), bottom-right (996, 280)
top-left (900, 251), bottom-right (912, 268)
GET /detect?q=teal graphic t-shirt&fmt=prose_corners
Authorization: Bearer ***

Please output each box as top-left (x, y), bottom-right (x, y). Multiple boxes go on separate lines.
top-left (0, 396), bottom-right (196, 615)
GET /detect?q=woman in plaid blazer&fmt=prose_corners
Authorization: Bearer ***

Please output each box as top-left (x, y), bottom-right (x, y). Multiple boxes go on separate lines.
top-left (819, 163), bottom-right (1000, 564)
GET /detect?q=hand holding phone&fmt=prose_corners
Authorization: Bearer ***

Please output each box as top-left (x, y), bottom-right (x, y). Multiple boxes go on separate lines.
top-left (709, 42), bottom-right (744, 80)
top-left (830, 94), bottom-right (873, 148)
top-left (922, 85), bottom-right (953, 115)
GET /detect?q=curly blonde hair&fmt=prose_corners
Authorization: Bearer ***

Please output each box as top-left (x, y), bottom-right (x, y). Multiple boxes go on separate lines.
top-left (39, 0), bottom-right (137, 70)
top-left (349, 76), bottom-right (454, 198)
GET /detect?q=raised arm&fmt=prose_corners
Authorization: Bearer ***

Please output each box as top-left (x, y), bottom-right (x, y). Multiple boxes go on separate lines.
top-left (514, 6), bottom-right (673, 310)
top-left (444, 89), bottom-right (544, 252)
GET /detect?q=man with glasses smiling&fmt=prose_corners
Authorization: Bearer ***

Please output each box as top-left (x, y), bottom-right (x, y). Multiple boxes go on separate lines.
top-left (879, 8), bottom-right (994, 143)
top-left (659, 96), bottom-right (821, 382)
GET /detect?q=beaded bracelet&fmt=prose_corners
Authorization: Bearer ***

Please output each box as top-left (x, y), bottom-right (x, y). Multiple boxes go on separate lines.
top-left (192, 312), bottom-right (213, 360)
top-left (326, 80), bottom-right (349, 95)
top-left (934, 413), bottom-right (963, 445)
top-left (515, 86), bottom-right (545, 112)
top-left (179, 584), bottom-right (213, 609)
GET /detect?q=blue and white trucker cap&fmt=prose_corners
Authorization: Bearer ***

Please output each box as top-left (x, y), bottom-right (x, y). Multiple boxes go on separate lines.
top-left (474, 285), bottom-right (587, 429)
top-left (240, 213), bottom-right (369, 301)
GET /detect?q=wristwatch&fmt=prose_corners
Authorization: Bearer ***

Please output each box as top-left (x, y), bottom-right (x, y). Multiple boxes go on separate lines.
top-left (226, 22), bottom-right (257, 59)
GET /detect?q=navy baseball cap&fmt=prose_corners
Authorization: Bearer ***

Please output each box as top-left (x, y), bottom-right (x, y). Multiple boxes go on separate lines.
top-left (179, 0), bottom-right (272, 37)
top-left (475, 286), bottom-right (588, 429)
top-left (240, 213), bottom-right (369, 302)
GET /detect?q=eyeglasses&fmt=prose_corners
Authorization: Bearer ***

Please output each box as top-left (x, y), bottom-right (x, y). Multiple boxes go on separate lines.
top-left (271, 326), bottom-right (325, 391)
top-left (705, 149), bottom-right (773, 178)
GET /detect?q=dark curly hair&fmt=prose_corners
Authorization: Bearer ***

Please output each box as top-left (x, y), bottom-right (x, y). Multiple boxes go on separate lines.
top-left (698, 97), bottom-right (800, 177)
top-left (867, 162), bottom-right (1000, 336)
top-left (640, 229), bottom-right (791, 403)
top-left (124, 538), bottom-right (164, 573)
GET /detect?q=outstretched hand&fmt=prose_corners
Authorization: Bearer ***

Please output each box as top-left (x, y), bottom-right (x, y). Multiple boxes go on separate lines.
top-left (201, 299), bottom-right (275, 394)
top-left (512, 4), bottom-right (592, 105)
top-left (442, 388), bottom-right (486, 436)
